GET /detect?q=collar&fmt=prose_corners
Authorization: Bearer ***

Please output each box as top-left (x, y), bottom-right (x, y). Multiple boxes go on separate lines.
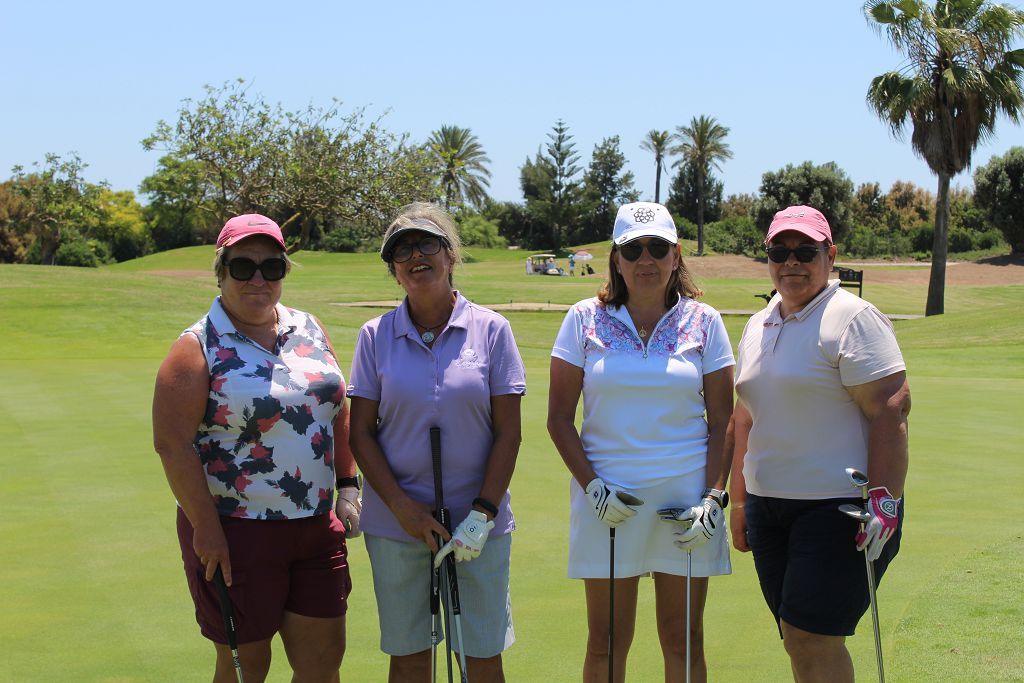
top-left (209, 296), bottom-right (296, 338)
top-left (764, 280), bottom-right (841, 326)
top-left (393, 290), bottom-right (467, 340)
top-left (607, 293), bottom-right (683, 329)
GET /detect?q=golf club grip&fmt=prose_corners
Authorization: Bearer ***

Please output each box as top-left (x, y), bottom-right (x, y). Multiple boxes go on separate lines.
top-left (213, 566), bottom-right (239, 650)
top-left (430, 426), bottom-right (444, 510)
top-left (445, 553), bottom-right (463, 616)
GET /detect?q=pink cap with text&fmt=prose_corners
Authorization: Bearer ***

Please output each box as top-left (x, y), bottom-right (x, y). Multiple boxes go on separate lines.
top-left (765, 205), bottom-right (832, 244)
top-left (217, 214), bottom-right (286, 250)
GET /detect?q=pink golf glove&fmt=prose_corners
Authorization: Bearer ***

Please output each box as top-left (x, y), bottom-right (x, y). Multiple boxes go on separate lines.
top-left (856, 486), bottom-right (900, 562)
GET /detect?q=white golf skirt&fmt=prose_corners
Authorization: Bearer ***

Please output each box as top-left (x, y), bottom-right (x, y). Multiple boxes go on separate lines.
top-left (567, 475), bottom-right (732, 579)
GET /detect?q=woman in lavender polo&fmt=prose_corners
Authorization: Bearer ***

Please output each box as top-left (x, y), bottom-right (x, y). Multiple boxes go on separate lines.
top-left (153, 214), bottom-right (359, 682)
top-left (348, 202), bottom-right (525, 682)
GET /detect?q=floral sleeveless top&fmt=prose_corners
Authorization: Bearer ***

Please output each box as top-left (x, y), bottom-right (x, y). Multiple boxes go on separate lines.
top-left (185, 297), bottom-right (345, 519)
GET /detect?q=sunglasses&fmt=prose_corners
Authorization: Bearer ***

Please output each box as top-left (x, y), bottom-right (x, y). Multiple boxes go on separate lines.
top-left (766, 245), bottom-right (828, 264)
top-left (392, 236), bottom-right (444, 263)
top-left (619, 239), bottom-right (674, 262)
top-left (227, 257), bottom-right (287, 281)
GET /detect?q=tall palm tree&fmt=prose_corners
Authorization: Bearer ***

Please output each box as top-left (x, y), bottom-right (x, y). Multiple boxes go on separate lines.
top-left (865, 0), bottom-right (1024, 316)
top-left (640, 130), bottom-right (672, 203)
top-left (672, 116), bottom-right (733, 255)
top-left (428, 125), bottom-right (492, 210)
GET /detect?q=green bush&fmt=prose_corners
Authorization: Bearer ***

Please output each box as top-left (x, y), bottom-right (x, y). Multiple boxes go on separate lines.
top-left (948, 227), bottom-right (977, 253)
top-left (704, 216), bottom-right (761, 255)
top-left (458, 215), bottom-right (507, 248)
top-left (844, 225), bottom-right (878, 258)
top-left (975, 228), bottom-right (1006, 251)
top-left (54, 238), bottom-right (100, 267)
top-left (910, 224), bottom-right (935, 253)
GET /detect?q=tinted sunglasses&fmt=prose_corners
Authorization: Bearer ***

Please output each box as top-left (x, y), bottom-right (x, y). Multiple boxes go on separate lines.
top-left (766, 245), bottom-right (827, 264)
top-left (227, 257), bottom-right (287, 281)
top-left (392, 236), bottom-right (444, 263)
top-left (619, 239), bottom-right (674, 262)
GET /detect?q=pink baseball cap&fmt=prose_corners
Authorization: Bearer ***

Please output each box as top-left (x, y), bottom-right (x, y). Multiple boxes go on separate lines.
top-left (765, 205), bottom-right (832, 244)
top-left (217, 214), bottom-right (287, 250)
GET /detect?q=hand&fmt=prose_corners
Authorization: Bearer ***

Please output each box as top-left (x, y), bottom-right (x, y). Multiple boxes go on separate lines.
top-left (335, 485), bottom-right (362, 538)
top-left (585, 478), bottom-right (643, 528)
top-left (730, 506), bottom-right (750, 552)
top-left (192, 520), bottom-right (231, 584)
top-left (433, 510), bottom-right (494, 569)
top-left (856, 486), bottom-right (900, 562)
top-left (393, 496), bottom-right (450, 552)
top-left (663, 495), bottom-right (724, 551)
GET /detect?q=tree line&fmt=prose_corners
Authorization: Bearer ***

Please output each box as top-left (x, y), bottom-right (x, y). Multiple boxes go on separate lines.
top-left (2, 0), bottom-right (1023, 316)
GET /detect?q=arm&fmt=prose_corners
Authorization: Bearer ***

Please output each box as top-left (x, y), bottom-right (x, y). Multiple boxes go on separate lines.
top-left (702, 366), bottom-right (734, 491)
top-left (348, 396), bottom-right (449, 551)
top-left (728, 403), bottom-right (753, 552)
top-left (152, 335), bottom-right (232, 583)
top-left (473, 393), bottom-right (522, 519)
top-left (845, 371), bottom-right (911, 497)
top-left (311, 314), bottom-right (357, 481)
top-left (546, 357), bottom-right (596, 488)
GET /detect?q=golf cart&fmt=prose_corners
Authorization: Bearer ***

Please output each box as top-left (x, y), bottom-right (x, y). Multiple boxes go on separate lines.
top-left (526, 254), bottom-right (565, 276)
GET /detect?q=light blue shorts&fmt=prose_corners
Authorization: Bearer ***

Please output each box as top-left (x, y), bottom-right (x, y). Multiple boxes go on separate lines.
top-left (364, 533), bottom-right (515, 658)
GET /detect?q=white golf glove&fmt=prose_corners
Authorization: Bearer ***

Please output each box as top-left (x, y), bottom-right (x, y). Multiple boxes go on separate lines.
top-left (335, 485), bottom-right (362, 538)
top-left (856, 486), bottom-right (900, 562)
top-left (663, 494), bottom-right (724, 551)
top-left (585, 478), bottom-right (643, 528)
top-left (434, 510), bottom-right (494, 568)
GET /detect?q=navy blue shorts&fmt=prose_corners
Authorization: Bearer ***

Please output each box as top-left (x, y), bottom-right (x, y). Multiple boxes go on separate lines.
top-left (745, 493), bottom-right (903, 637)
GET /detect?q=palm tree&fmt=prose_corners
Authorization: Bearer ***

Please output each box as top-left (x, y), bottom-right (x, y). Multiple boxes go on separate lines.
top-left (865, 0), bottom-right (1024, 316)
top-left (672, 116), bottom-right (733, 255)
top-left (640, 130), bottom-right (672, 203)
top-left (428, 125), bottom-right (492, 210)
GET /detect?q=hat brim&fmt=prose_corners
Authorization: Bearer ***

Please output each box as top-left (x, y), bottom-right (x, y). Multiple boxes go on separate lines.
top-left (221, 230), bottom-right (287, 251)
top-left (613, 227), bottom-right (678, 246)
top-left (380, 225), bottom-right (450, 262)
top-left (764, 224), bottom-right (831, 245)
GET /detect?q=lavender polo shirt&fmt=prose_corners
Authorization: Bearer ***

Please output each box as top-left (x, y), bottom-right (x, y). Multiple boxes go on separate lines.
top-left (348, 292), bottom-right (526, 542)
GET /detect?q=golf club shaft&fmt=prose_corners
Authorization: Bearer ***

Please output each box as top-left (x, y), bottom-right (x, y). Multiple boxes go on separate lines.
top-left (686, 549), bottom-right (692, 683)
top-left (443, 560), bottom-right (470, 683)
top-left (864, 553), bottom-right (884, 682)
top-left (213, 566), bottom-right (245, 683)
top-left (609, 527), bottom-right (615, 683)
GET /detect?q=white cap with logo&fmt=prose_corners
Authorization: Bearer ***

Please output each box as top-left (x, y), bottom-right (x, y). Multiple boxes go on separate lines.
top-left (612, 202), bottom-right (678, 245)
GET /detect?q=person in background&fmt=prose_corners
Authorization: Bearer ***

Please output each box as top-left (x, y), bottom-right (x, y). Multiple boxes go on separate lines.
top-left (728, 205), bottom-right (910, 683)
top-left (548, 202), bottom-right (735, 682)
top-left (153, 214), bottom-right (359, 682)
top-left (348, 202), bottom-right (526, 682)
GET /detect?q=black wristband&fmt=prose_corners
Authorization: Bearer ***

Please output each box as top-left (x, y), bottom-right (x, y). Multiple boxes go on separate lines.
top-left (472, 497), bottom-right (499, 518)
top-left (336, 475), bottom-right (360, 490)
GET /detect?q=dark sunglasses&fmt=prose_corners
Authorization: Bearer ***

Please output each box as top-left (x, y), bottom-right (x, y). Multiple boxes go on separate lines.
top-left (766, 245), bottom-right (828, 264)
top-left (392, 236), bottom-right (444, 263)
top-left (619, 239), bottom-right (674, 262)
top-left (227, 257), bottom-right (287, 281)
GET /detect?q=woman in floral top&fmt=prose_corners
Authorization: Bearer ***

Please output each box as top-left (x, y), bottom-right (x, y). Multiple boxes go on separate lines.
top-left (153, 214), bottom-right (358, 682)
top-left (548, 202), bottom-right (735, 682)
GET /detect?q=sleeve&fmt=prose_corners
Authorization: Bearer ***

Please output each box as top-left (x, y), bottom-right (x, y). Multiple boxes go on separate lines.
top-left (838, 307), bottom-right (906, 387)
top-left (346, 324), bottom-right (381, 401)
top-left (489, 318), bottom-right (527, 396)
top-left (701, 309), bottom-right (736, 375)
top-left (550, 305), bottom-right (586, 368)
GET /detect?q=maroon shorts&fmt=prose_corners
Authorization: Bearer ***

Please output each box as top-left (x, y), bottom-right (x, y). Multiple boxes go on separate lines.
top-left (177, 508), bottom-right (351, 645)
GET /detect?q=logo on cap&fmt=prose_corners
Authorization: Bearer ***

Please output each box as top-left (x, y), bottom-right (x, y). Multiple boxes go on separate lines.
top-left (632, 207), bottom-right (656, 224)
top-left (247, 220), bottom-right (270, 226)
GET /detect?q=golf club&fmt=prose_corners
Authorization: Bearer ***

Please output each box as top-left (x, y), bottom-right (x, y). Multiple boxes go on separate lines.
top-left (608, 490), bottom-right (643, 683)
top-left (213, 565), bottom-right (244, 683)
top-left (431, 551), bottom-right (441, 683)
top-left (431, 427), bottom-right (469, 683)
top-left (845, 468), bottom-right (885, 683)
top-left (655, 506), bottom-right (696, 683)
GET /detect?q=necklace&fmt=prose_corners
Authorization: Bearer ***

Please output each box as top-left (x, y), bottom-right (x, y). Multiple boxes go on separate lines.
top-left (409, 314), bottom-right (449, 344)
top-left (631, 311), bottom-right (665, 340)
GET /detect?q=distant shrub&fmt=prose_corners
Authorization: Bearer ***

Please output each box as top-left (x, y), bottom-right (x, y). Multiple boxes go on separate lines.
top-left (947, 227), bottom-right (977, 253)
top-left (459, 215), bottom-right (507, 248)
top-left (704, 216), bottom-right (761, 255)
top-left (975, 228), bottom-right (1006, 251)
top-left (54, 238), bottom-right (100, 267)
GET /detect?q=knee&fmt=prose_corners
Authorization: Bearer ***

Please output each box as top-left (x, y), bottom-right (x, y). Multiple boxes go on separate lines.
top-left (291, 641), bottom-right (344, 679)
top-left (781, 623), bottom-right (837, 661)
top-left (658, 613), bottom-right (704, 658)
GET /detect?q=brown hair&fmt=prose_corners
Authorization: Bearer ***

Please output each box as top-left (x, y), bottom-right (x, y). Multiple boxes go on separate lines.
top-left (597, 244), bottom-right (703, 308)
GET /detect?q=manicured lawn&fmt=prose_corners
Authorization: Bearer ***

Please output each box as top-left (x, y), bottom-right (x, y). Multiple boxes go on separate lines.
top-left (1, 248), bottom-right (1021, 680)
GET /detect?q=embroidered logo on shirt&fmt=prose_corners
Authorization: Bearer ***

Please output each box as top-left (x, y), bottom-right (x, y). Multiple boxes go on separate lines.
top-left (455, 349), bottom-right (484, 369)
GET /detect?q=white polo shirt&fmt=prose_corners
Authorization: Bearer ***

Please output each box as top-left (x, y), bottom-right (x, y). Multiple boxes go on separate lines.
top-left (735, 281), bottom-right (905, 499)
top-left (552, 296), bottom-right (735, 490)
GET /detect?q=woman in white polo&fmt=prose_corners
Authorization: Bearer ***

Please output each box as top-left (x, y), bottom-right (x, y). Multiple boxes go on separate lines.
top-left (548, 202), bottom-right (735, 682)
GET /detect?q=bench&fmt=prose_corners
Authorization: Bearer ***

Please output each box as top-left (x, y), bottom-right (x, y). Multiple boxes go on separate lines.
top-left (754, 267), bottom-right (864, 304)
top-left (833, 266), bottom-right (863, 297)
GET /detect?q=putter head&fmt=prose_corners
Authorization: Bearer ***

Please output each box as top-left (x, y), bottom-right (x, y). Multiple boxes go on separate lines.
top-left (657, 507), bottom-right (695, 527)
top-left (615, 491), bottom-right (645, 506)
top-left (839, 503), bottom-right (871, 523)
top-left (846, 467), bottom-right (869, 489)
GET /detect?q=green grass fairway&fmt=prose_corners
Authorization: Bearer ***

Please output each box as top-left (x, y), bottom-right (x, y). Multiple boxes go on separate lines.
top-left (2, 248), bottom-right (1022, 681)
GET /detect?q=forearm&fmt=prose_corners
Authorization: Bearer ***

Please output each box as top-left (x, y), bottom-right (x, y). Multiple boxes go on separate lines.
top-left (728, 408), bottom-right (752, 507)
top-left (705, 417), bottom-right (730, 491)
top-left (156, 444), bottom-right (221, 530)
top-left (475, 431), bottom-right (520, 518)
top-left (547, 415), bottom-right (597, 488)
top-left (867, 406), bottom-right (909, 497)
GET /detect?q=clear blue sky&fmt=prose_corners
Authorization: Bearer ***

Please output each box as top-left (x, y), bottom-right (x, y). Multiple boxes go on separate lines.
top-left (4, 0), bottom-right (1022, 204)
